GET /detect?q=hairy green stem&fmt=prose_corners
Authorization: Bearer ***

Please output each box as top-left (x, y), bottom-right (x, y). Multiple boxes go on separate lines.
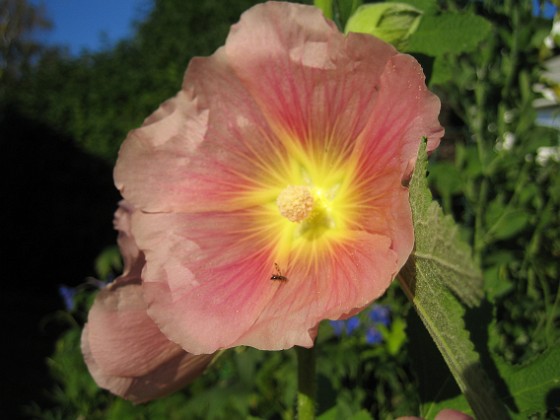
top-left (296, 346), bottom-right (316, 420)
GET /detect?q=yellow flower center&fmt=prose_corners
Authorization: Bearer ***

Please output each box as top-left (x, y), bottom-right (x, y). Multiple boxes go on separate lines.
top-left (276, 185), bottom-right (314, 222)
top-left (276, 184), bottom-right (339, 243)
top-left (232, 135), bottom-right (364, 270)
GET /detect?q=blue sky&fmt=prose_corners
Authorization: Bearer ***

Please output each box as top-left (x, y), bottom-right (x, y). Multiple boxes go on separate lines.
top-left (33, 0), bottom-right (556, 56)
top-left (34, 0), bottom-right (152, 55)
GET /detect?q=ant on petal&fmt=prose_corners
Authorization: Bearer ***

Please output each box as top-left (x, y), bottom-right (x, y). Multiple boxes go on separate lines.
top-left (271, 263), bottom-right (288, 281)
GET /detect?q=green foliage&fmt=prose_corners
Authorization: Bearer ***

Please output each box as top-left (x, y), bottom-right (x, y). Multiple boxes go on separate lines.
top-left (312, 286), bottom-right (420, 419)
top-left (315, 0), bottom-right (362, 29)
top-left (314, 0), bottom-right (333, 19)
top-left (35, 281), bottom-right (417, 419)
top-left (493, 344), bottom-right (560, 418)
top-left (424, 0), bottom-right (560, 371)
top-left (405, 13), bottom-right (492, 56)
top-left (94, 245), bottom-right (122, 280)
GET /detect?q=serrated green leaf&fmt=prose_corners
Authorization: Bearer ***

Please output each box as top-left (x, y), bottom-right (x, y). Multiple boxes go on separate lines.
top-left (405, 13), bottom-right (493, 56)
top-left (409, 143), bottom-right (483, 307)
top-left (399, 139), bottom-right (508, 419)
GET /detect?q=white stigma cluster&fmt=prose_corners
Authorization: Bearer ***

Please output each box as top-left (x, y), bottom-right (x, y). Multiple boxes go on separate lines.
top-left (276, 185), bottom-right (314, 223)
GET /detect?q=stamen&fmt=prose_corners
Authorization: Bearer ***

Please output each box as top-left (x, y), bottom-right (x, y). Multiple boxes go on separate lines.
top-left (276, 185), bottom-right (314, 222)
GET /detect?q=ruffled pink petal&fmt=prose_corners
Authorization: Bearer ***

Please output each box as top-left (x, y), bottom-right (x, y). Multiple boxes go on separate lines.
top-left (132, 207), bottom-right (401, 352)
top-left (82, 203), bottom-right (213, 402)
top-left (225, 3), bottom-right (442, 172)
top-left (225, 3), bottom-right (394, 148)
top-left (113, 200), bottom-right (144, 277)
top-left (132, 210), bottom-right (279, 354)
top-left (237, 231), bottom-right (398, 349)
top-left (351, 159), bottom-right (415, 268)
top-left (353, 53), bottom-right (443, 171)
top-left (82, 277), bottom-right (214, 403)
top-left (114, 51), bottom-right (281, 214)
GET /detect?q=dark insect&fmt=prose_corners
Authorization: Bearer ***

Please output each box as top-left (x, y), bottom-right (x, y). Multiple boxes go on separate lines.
top-left (271, 262), bottom-right (288, 281)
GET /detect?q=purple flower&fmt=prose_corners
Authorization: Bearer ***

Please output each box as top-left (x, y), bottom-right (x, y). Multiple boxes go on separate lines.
top-left (366, 326), bottom-right (383, 345)
top-left (346, 317), bottom-right (361, 334)
top-left (369, 305), bottom-right (391, 327)
top-left (329, 320), bottom-right (346, 336)
top-left (59, 285), bottom-right (76, 311)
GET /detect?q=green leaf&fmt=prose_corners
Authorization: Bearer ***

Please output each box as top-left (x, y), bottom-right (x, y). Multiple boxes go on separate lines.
top-left (485, 208), bottom-right (530, 242)
top-left (495, 343), bottom-right (560, 418)
top-left (314, 0), bottom-right (333, 19)
top-left (334, 0), bottom-right (363, 29)
top-left (94, 245), bottom-right (122, 280)
top-left (428, 161), bottom-right (463, 196)
top-left (429, 55), bottom-right (453, 86)
top-left (318, 407), bottom-right (373, 420)
top-left (405, 13), bottom-right (493, 56)
top-left (483, 265), bottom-right (514, 300)
top-left (408, 144), bottom-right (483, 307)
top-left (399, 139), bottom-right (508, 419)
top-left (385, 317), bottom-right (407, 356)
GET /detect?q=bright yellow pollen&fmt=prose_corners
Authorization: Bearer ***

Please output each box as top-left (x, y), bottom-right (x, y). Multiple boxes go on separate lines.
top-left (276, 185), bottom-right (314, 222)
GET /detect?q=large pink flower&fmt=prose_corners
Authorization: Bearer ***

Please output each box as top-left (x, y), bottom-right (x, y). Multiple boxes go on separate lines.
top-left (114, 2), bottom-right (443, 355)
top-left (81, 202), bottom-right (214, 403)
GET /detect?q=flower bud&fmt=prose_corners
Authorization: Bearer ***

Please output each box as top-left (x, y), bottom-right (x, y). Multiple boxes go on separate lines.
top-left (345, 3), bottom-right (422, 49)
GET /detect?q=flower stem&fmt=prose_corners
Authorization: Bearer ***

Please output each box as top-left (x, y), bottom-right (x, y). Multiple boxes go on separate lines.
top-left (296, 345), bottom-right (316, 420)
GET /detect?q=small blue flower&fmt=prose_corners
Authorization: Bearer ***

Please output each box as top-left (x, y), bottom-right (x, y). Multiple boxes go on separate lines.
top-left (365, 326), bottom-right (383, 345)
top-left (345, 316), bottom-right (360, 334)
top-left (369, 304), bottom-right (391, 327)
top-left (329, 320), bottom-right (346, 336)
top-left (58, 285), bottom-right (76, 311)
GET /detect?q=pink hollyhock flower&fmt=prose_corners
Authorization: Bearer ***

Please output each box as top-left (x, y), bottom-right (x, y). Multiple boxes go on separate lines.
top-left (114, 2), bottom-right (443, 355)
top-left (81, 202), bottom-right (214, 403)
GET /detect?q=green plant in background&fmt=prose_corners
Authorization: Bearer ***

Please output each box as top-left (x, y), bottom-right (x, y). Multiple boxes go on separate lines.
top-left (11, 0), bottom-right (560, 419)
top-left (423, 0), bottom-right (560, 370)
